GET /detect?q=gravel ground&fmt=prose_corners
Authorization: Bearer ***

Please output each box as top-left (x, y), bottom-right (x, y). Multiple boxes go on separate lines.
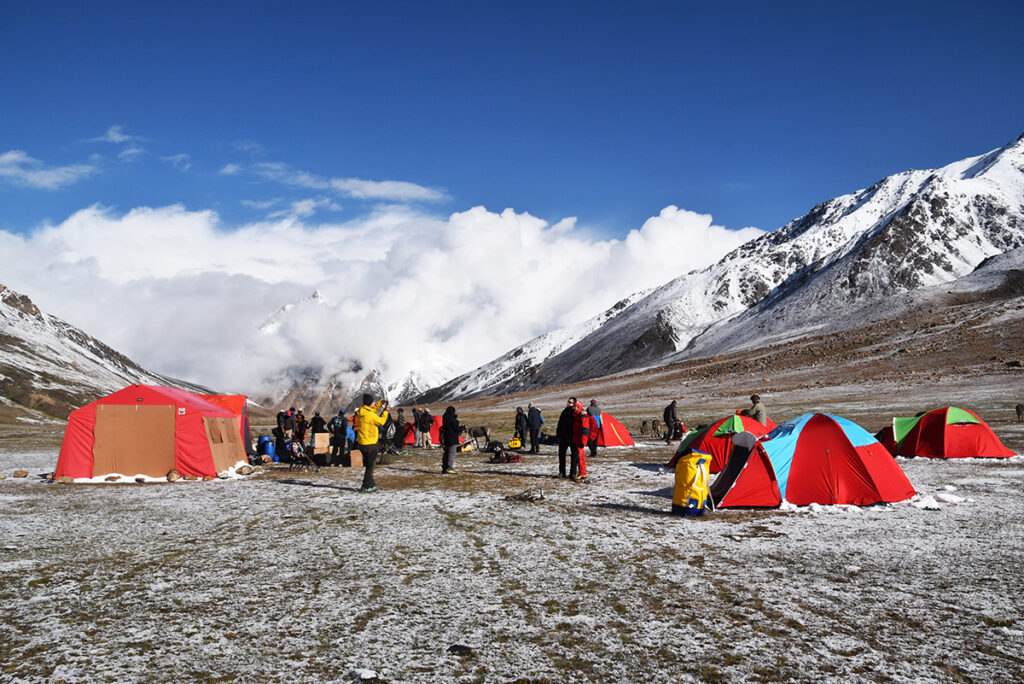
top-left (2, 434), bottom-right (1022, 683)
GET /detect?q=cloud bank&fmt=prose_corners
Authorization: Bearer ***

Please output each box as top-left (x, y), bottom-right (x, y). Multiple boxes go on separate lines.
top-left (0, 204), bottom-right (763, 397)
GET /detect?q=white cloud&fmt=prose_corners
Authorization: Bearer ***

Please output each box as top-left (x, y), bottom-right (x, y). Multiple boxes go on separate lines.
top-left (0, 150), bottom-right (98, 189)
top-left (244, 160), bottom-right (448, 202)
top-left (219, 163), bottom-right (242, 176)
top-left (242, 198), bottom-right (280, 210)
top-left (118, 145), bottom-right (145, 160)
top-left (91, 125), bottom-right (140, 144)
top-left (0, 203), bottom-right (764, 396)
top-left (161, 154), bottom-right (192, 171)
top-left (269, 197), bottom-right (342, 219)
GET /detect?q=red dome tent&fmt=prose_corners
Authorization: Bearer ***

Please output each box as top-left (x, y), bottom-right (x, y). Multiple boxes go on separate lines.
top-left (886, 407), bottom-right (1014, 459)
top-left (55, 385), bottom-right (248, 480)
top-left (594, 413), bottom-right (634, 447)
top-left (667, 414), bottom-right (777, 472)
top-left (711, 413), bottom-right (916, 508)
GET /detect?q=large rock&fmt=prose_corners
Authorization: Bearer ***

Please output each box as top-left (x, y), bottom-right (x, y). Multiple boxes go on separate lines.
top-left (237, 465), bottom-right (254, 476)
top-left (167, 470), bottom-right (181, 482)
top-left (13, 470), bottom-right (28, 478)
top-left (56, 475), bottom-right (73, 483)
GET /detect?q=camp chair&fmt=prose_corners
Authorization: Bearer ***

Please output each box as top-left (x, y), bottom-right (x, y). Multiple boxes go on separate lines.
top-left (287, 439), bottom-right (318, 473)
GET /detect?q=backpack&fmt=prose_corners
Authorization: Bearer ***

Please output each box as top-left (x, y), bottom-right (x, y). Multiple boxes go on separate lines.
top-left (488, 450), bottom-right (521, 464)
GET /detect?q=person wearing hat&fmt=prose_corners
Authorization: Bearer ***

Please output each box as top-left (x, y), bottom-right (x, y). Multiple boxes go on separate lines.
top-left (328, 409), bottom-right (350, 467)
top-left (513, 407), bottom-right (528, 446)
top-left (309, 411), bottom-right (327, 436)
top-left (741, 394), bottom-right (768, 426)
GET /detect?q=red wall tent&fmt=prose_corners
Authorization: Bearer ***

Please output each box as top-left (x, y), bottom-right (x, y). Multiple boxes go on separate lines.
top-left (55, 385), bottom-right (247, 480)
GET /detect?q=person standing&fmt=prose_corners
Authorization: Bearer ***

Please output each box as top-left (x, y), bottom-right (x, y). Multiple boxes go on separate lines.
top-left (418, 407), bottom-right (434, 449)
top-left (571, 401), bottom-right (594, 482)
top-left (294, 410), bottom-right (308, 445)
top-left (527, 404), bottom-right (544, 454)
top-left (309, 411), bottom-right (327, 436)
top-left (328, 410), bottom-right (349, 467)
top-left (282, 407), bottom-right (296, 441)
top-left (587, 399), bottom-right (602, 461)
top-left (440, 405), bottom-right (461, 474)
top-left (556, 397), bottom-right (577, 478)
top-left (354, 395), bottom-right (389, 492)
top-left (741, 394), bottom-right (768, 426)
top-left (663, 400), bottom-right (678, 444)
top-left (513, 407), bottom-right (528, 445)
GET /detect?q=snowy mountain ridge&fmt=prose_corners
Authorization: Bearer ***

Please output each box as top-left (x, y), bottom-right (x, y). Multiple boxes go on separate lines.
top-left (0, 285), bottom-right (208, 418)
top-left (429, 132), bottom-right (1024, 398)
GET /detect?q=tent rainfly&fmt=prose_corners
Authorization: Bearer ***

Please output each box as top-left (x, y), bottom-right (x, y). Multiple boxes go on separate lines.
top-left (594, 413), bottom-right (635, 447)
top-left (55, 385), bottom-right (248, 480)
top-left (667, 413), bottom-right (778, 472)
top-left (883, 406), bottom-right (1014, 459)
top-left (710, 413), bottom-right (916, 508)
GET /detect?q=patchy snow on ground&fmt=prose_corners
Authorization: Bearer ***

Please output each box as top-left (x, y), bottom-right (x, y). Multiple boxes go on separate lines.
top-left (2, 442), bottom-right (1023, 682)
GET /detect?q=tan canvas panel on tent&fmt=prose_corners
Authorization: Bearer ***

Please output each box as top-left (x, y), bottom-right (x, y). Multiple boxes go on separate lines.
top-left (92, 404), bottom-right (177, 478)
top-left (204, 416), bottom-right (246, 473)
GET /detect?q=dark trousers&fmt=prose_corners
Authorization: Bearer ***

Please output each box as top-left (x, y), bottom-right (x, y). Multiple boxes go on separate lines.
top-left (358, 443), bottom-right (378, 489)
top-left (529, 429), bottom-right (540, 453)
top-left (588, 438), bottom-right (598, 460)
top-left (514, 427), bottom-right (525, 442)
top-left (442, 444), bottom-right (457, 471)
top-left (558, 440), bottom-right (570, 476)
top-left (330, 436), bottom-right (349, 467)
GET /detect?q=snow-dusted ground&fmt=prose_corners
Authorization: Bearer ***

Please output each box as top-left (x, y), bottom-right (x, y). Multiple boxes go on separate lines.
top-left (2, 439), bottom-right (1023, 682)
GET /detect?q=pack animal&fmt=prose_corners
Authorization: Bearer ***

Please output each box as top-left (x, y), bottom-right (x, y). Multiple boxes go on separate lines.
top-left (651, 419), bottom-right (661, 438)
top-left (1017, 404), bottom-right (1024, 423)
top-left (462, 425), bottom-right (491, 446)
top-left (640, 420), bottom-right (649, 436)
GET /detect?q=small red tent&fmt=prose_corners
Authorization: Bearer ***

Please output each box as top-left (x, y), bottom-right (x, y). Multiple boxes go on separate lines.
top-left (667, 414), bottom-right (778, 472)
top-left (55, 385), bottom-right (247, 480)
top-left (594, 413), bottom-right (634, 447)
top-left (886, 407), bottom-right (1014, 459)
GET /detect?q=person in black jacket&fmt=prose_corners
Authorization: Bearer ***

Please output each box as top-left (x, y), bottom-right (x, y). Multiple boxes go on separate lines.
top-left (663, 400), bottom-right (678, 444)
top-left (513, 406), bottom-right (528, 445)
top-left (440, 405), bottom-right (461, 474)
top-left (309, 411), bottom-right (327, 435)
top-left (527, 404), bottom-right (544, 454)
top-left (556, 397), bottom-right (577, 478)
top-left (328, 410), bottom-right (349, 467)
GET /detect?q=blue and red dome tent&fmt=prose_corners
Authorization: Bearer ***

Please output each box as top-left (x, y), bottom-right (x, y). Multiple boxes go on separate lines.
top-left (710, 413), bottom-right (916, 508)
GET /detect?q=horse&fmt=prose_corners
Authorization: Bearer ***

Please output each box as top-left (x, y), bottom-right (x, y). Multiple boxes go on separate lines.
top-left (640, 420), bottom-right (649, 436)
top-left (651, 419), bottom-right (662, 438)
top-left (462, 425), bottom-right (491, 447)
top-left (1016, 403), bottom-right (1024, 423)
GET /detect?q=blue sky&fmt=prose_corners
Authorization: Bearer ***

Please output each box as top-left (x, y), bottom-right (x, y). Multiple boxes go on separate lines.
top-left (2, 1), bottom-right (1022, 236)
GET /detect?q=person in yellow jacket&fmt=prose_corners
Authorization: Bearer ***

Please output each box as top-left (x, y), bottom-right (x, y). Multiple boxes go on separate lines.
top-left (354, 393), bottom-right (389, 492)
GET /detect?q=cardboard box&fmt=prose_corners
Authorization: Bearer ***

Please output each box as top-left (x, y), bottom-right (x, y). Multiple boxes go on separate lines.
top-left (313, 433), bottom-right (330, 455)
top-left (349, 449), bottom-right (363, 468)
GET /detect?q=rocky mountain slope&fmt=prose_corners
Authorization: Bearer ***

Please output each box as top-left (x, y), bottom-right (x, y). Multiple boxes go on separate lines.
top-left (428, 132), bottom-right (1024, 399)
top-left (0, 285), bottom-right (208, 420)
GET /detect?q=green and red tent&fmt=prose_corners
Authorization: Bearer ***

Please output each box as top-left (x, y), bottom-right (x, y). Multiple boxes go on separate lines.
top-left (882, 406), bottom-right (1014, 459)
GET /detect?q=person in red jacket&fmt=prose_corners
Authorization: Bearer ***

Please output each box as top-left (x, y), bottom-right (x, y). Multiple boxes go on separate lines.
top-left (571, 402), bottom-right (593, 481)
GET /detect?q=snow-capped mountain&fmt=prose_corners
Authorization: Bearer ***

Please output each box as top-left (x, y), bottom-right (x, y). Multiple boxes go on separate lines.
top-left (429, 132), bottom-right (1024, 398)
top-left (0, 285), bottom-right (208, 419)
top-left (252, 289), bottom-right (462, 412)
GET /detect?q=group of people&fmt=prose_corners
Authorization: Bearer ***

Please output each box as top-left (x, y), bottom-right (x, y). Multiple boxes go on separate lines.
top-left (555, 397), bottom-right (603, 482)
top-left (269, 392), bottom-right (769, 493)
top-left (350, 395), bottom-right (463, 492)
